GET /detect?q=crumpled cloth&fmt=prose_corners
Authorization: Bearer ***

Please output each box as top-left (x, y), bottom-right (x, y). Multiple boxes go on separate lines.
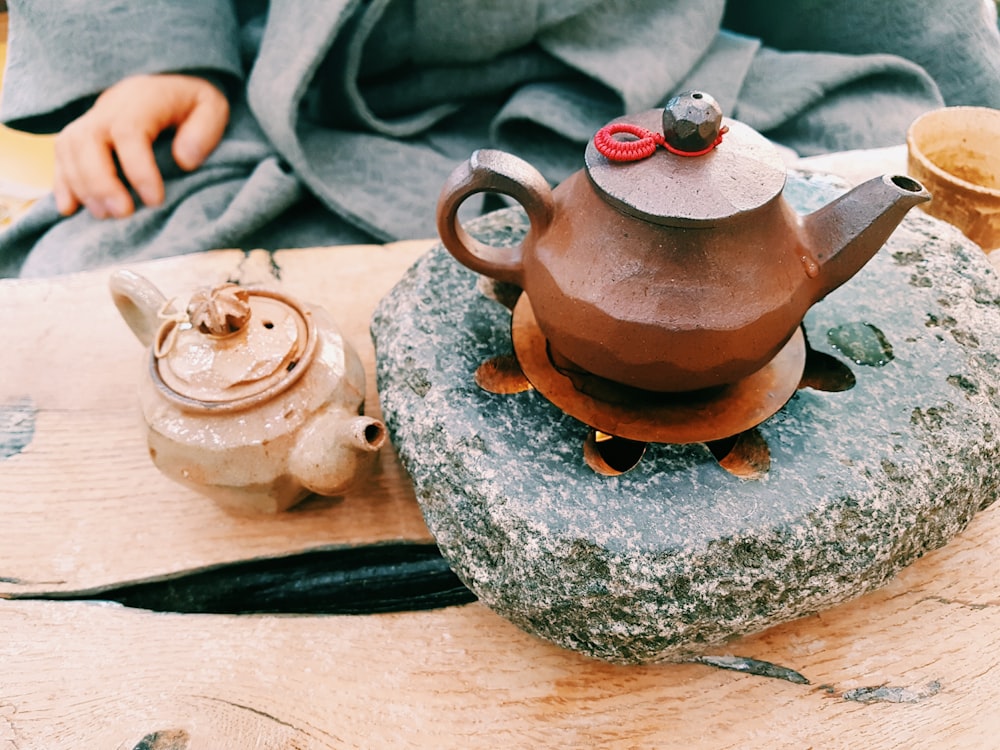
top-left (2, 0), bottom-right (999, 277)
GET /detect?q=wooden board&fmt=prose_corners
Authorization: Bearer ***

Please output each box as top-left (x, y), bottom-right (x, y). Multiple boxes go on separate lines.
top-left (2, 495), bottom-right (1000, 748)
top-left (2, 237), bottom-right (999, 747)
top-left (0, 243), bottom-right (435, 594)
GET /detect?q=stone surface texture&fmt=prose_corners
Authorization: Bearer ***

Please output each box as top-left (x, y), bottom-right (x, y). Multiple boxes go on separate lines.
top-left (371, 172), bottom-right (1000, 664)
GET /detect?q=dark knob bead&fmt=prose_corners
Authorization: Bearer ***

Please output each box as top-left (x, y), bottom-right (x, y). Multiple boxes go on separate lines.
top-left (661, 91), bottom-right (723, 153)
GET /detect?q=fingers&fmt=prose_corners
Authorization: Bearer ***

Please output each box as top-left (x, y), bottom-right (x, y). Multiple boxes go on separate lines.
top-left (52, 162), bottom-right (80, 217)
top-left (53, 123), bottom-right (133, 219)
top-left (51, 75), bottom-right (231, 220)
top-left (114, 129), bottom-right (165, 208)
top-left (172, 86), bottom-right (230, 171)
top-left (77, 135), bottom-right (136, 218)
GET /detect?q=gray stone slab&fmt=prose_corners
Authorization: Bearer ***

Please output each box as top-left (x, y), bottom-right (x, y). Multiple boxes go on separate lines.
top-left (371, 172), bottom-right (1000, 664)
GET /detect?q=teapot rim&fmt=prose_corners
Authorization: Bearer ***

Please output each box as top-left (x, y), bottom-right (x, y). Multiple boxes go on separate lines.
top-left (149, 288), bottom-right (318, 414)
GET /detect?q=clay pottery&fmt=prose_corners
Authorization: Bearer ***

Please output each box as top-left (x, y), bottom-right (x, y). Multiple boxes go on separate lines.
top-left (907, 105), bottom-right (1000, 251)
top-left (437, 91), bottom-right (931, 393)
top-left (110, 270), bottom-right (386, 513)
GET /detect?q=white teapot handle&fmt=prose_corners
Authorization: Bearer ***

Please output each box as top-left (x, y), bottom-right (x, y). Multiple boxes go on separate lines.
top-left (109, 269), bottom-right (170, 348)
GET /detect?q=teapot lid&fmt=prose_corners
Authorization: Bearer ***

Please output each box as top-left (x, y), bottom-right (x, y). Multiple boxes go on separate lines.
top-left (150, 284), bottom-right (316, 412)
top-left (585, 93), bottom-right (786, 227)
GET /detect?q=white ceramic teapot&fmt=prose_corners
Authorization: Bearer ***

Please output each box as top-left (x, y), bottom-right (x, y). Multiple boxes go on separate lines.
top-left (110, 269), bottom-right (386, 513)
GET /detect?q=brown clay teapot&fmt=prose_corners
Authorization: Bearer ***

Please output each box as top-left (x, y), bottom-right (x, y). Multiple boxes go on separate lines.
top-left (437, 91), bottom-right (931, 392)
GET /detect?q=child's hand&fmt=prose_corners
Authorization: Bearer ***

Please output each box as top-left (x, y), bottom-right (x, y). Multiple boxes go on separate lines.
top-left (53, 74), bottom-right (230, 219)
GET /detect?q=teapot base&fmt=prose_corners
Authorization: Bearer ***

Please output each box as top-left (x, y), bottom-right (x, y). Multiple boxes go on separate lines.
top-left (509, 295), bottom-right (806, 445)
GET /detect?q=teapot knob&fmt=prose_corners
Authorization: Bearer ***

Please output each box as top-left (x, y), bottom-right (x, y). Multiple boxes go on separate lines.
top-left (187, 284), bottom-right (252, 336)
top-left (662, 90), bottom-right (724, 153)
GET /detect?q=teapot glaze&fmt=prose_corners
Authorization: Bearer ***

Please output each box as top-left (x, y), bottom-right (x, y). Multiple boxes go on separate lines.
top-left (110, 270), bottom-right (386, 513)
top-left (437, 92), bottom-right (931, 392)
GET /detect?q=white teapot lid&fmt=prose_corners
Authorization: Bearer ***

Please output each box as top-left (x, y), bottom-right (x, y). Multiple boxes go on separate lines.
top-left (151, 284), bottom-right (316, 411)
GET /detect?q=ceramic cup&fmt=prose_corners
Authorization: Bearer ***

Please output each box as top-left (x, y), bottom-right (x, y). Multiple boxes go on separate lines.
top-left (907, 106), bottom-right (1000, 252)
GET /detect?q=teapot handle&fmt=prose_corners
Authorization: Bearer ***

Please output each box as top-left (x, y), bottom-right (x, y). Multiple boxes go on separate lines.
top-left (436, 149), bottom-right (554, 286)
top-left (109, 269), bottom-right (169, 348)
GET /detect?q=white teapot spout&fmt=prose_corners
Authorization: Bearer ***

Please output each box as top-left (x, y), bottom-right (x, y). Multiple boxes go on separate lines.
top-left (289, 409), bottom-right (387, 498)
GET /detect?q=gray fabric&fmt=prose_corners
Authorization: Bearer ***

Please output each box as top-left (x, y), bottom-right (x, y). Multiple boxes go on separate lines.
top-left (2, 1), bottom-right (244, 132)
top-left (2, 0), bottom-right (998, 277)
top-left (724, 0), bottom-right (1000, 110)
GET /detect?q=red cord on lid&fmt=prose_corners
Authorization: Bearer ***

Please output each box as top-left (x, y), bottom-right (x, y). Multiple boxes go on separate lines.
top-left (593, 123), bottom-right (666, 161)
top-left (594, 122), bottom-right (728, 162)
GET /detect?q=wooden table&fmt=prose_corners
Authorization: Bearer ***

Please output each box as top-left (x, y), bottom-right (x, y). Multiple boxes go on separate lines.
top-left (2, 240), bottom-right (1000, 749)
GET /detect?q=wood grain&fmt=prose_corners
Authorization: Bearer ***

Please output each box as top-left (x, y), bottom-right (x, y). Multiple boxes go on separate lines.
top-left (0, 243), bottom-right (435, 595)
top-left (1, 227), bottom-right (999, 747)
top-left (2, 494), bottom-right (1000, 750)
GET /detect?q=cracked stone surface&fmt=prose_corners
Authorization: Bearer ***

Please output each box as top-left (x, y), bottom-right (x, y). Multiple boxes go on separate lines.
top-left (371, 172), bottom-right (1000, 664)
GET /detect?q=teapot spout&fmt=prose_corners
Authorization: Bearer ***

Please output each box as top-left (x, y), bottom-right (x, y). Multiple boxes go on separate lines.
top-left (802, 174), bottom-right (930, 299)
top-left (289, 409), bottom-right (387, 498)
